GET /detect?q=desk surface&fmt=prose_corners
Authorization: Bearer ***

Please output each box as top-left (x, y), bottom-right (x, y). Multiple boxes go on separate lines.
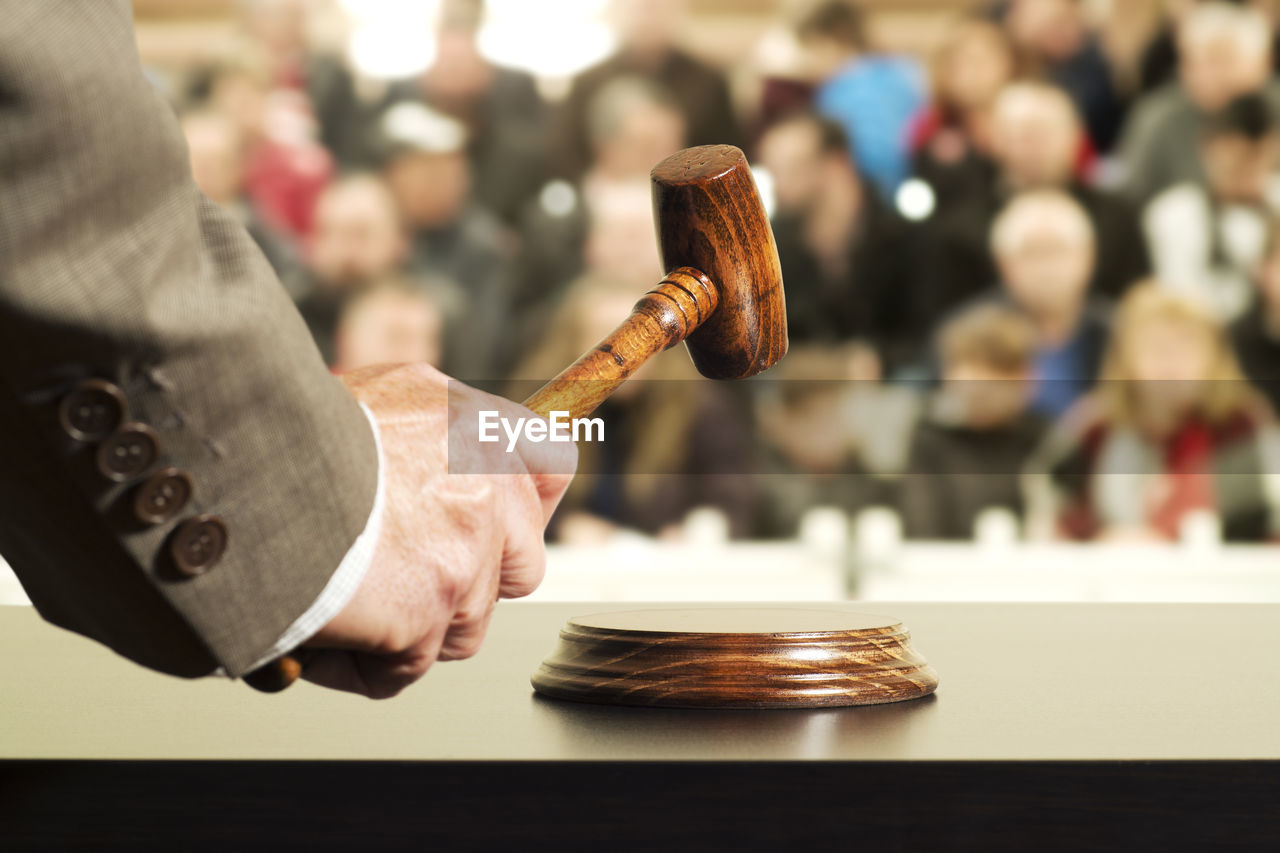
top-left (3, 602), bottom-right (1278, 761)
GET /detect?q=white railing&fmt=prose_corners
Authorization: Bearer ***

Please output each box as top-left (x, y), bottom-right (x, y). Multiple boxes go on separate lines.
top-left (4, 505), bottom-right (1278, 607)
top-left (525, 506), bottom-right (1280, 604)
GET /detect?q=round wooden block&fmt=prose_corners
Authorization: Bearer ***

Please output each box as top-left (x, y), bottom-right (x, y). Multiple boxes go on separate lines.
top-left (531, 608), bottom-right (939, 710)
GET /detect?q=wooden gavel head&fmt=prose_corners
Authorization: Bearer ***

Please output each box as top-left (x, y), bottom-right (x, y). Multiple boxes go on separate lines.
top-left (518, 143), bottom-right (789, 421)
top-left (651, 144), bottom-right (788, 380)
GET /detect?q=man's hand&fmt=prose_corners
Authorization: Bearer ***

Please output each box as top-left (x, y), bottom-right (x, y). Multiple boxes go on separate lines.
top-left (298, 363), bottom-right (576, 699)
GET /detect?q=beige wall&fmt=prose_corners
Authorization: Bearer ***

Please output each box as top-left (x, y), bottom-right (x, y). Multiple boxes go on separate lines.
top-left (130, 0), bottom-right (983, 71)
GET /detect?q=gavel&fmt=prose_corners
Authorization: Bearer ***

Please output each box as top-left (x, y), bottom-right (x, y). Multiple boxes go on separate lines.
top-left (244, 144), bottom-right (788, 693)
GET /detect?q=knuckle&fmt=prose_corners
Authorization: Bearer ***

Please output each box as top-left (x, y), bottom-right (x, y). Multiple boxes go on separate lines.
top-left (460, 475), bottom-right (497, 507)
top-left (442, 604), bottom-right (493, 659)
top-left (443, 633), bottom-right (485, 660)
top-left (372, 624), bottom-right (428, 658)
top-left (502, 558), bottom-right (545, 599)
top-left (501, 580), bottom-right (539, 600)
top-left (501, 579), bottom-right (534, 599)
top-left (368, 635), bottom-right (407, 658)
top-left (452, 602), bottom-right (487, 626)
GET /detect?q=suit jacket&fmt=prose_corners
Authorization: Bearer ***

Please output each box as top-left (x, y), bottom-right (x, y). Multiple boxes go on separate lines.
top-left (0, 2), bottom-right (377, 678)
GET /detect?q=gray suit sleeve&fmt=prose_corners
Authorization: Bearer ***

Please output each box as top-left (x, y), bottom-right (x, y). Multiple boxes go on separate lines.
top-left (0, 1), bottom-right (378, 677)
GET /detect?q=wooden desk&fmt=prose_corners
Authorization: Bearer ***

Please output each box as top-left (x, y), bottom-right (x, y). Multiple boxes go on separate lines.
top-left (3, 603), bottom-right (1279, 848)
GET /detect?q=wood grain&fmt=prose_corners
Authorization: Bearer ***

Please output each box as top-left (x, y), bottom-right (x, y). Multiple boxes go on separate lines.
top-left (521, 144), bottom-right (787, 418)
top-left (652, 144), bottom-right (787, 380)
top-left (522, 267), bottom-right (718, 419)
top-left (532, 608), bottom-right (938, 709)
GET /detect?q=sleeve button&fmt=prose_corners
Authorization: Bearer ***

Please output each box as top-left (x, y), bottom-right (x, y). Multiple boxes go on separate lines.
top-left (133, 467), bottom-right (193, 525)
top-left (96, 423), bottom-right (160, 482)
top-left (58, 380), bottom-right (127, 442)
top-left (169, 515), bottom-right (228, 577)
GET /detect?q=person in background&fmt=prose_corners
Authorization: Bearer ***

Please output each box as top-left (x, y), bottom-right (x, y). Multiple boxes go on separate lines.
top-left (513, 280), bottom-right (757, 543)
top-left (385, 0), bottom-right (549, 223)
top-left (236, 0), bottom-right (368, 167)
top-left (990, 82), bottom-right (1151, 299)
top-left (582, 78), bottom-right (687, 192)
top-left (334, 279), bottom-right (445, 373)
top-left (900, 303), bottom-right (1047, 540)
top-left (752, 346), bottom-right (890, 539)
top-left (1120, 1), bottom-right (1279, 205)
top-left (180, 107), bottom-right (297, 277)
top-left (910, 17), bottom-right (1017, 211)
top-left (1136, 0), bottom-right (1280, 97)
top-left (514, 77), bottom-right (687, 358)
top-left (576, 180), bottom-right (667, 293)
top-left (511, 177), bottom-right (669, 404)
top-left (291, 174), bottom-right (410, 364)
top-left (551, 0), bottom-right (743, 181)
top-left (1095, 0), bottom-right (1178, 101)
top-left (914, 81), bottom-right (1151, 336)
top-left (517, 177), bottom-right (665, 364)
top-left (1003, 0), bottom-right (1126, 153)
top-left (1230, 217), bottom-right (1280, 412)
top-left (757, 111), bottom-right (917, 374)
top-left (188, 55), bottom-right (334, 243)
top-left (377, 103), bottom-right (514, 380)
top-left (1027, 285), bottom-right (1280, 543)
top-left (1145, 93), bottom-right (1280, 322)
top-left (987, 190), bottom-right (1110, 417)
top-left (796, 0), bottom-right (926, 200)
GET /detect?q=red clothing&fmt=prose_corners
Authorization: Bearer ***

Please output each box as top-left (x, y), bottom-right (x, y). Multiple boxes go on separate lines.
top-left (908, 104), bottom-right (1099, 178)
top-left (243, 137), bottom-right (332, 241)
top-left (1048, 399), bottom-right (1274, 542)
top-left (1148, 421), bottom-right (1215, 539)
top-left (241, 85), bottom-right (333, 241)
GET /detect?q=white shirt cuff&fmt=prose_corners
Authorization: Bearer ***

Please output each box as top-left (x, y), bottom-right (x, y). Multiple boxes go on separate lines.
top-left (236, 401), bottom-right (386, 676)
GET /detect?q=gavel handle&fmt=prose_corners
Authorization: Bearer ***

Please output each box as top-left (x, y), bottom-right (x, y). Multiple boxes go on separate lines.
top-left (522, 266), bottom-right (717, 418)
top-left (242, 266), bottom-right (717, 693)
top-left (243, 647), bottom-right (318, 693)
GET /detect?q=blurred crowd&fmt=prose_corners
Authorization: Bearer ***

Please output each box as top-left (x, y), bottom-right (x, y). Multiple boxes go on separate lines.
top-left (165, 0), bottom-right (1280, 545)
